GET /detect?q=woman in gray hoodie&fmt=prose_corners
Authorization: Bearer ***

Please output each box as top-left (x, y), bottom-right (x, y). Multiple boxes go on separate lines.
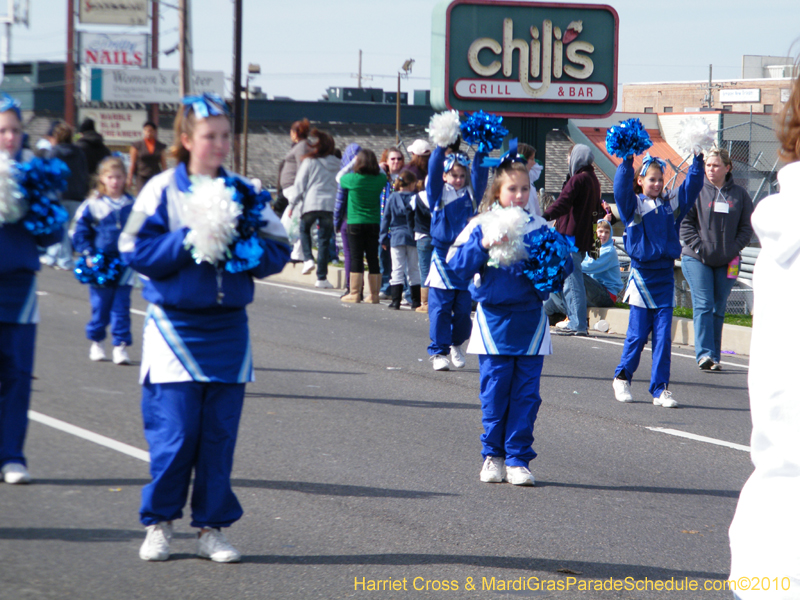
top-left (288, 129), bottom-right (339, 288)
top-left (680, 147), bottom-right (754, 370)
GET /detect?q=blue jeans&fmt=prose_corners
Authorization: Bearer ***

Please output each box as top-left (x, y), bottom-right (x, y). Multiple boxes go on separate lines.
top-left (681, 255), bottom-right (737, 363)
top-left (545, 273), bottom-right (613, 315)
top-left (562, 251), bottom-right (587, 332)
top-left (380, 245), bottom-right (392, 293)
top-left (417, 237), bottom-right (433, 287)
top-left (300, 211), bottom-right (333, 280)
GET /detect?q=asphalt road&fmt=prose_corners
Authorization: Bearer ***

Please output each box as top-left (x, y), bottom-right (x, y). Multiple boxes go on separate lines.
top-left (0, 267), bottom-right (755, 600)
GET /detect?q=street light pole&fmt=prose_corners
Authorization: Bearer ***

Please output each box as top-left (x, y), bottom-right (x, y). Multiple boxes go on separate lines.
top-left (232, 0), bottom-right (243, 173)
top-left (395, 59), bottom-right (414, 146)
top-left (242, 63), bottom-right (260, 178)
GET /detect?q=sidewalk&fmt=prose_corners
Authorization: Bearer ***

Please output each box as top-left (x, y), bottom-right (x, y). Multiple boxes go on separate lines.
top-left (270, 263), bottom-right (752, 358)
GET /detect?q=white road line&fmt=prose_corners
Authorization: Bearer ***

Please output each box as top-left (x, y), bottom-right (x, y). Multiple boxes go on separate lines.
top-left (256, 280), bottom-right (342, 297)
top-left (28, 410), bottom-right (150, 463)
top-left (647, 426), bottom-right (750, 452)
top-left (578, 334), bottom-right (748, 370)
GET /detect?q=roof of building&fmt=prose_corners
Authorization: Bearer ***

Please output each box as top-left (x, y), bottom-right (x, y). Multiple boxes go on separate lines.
top-left (578, 126), bottom-right (691, 188)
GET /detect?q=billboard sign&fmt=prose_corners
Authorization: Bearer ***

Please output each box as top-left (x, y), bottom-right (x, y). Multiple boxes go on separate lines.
top-left (80, 33), bottom-right (148, 68)
top-left (719, 88), bottom-right (761, 103)
top-left (78, 0), bottom-right (148, 26)
top-left (77, 108), bottom-right (148, 144)
top-left (89, 68), bottom-right (225, 103)
top-left (431, 0), bottom-right (618, 118)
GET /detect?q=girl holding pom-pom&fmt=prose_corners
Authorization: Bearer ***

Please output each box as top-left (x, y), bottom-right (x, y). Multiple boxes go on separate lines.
top-left (426, 141), bottom-right (489, 371)
top-left (119, 94), bottom-right (290, 563)
top-left (447, 158), bottom-right (569, 485)
top-left (612, 150), bottom-right (704, 408)
top-left (0, 94), bottom-right (64, 485)
top-left (72, 156), bottom-right (135, 365)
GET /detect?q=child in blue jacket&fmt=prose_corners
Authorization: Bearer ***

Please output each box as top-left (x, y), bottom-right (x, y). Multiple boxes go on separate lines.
top-left (72, 156), bottom-right (135, 364)
top-left (612, 152), bottom-right (704, 408)
top-left (0, 94), bottom-right (64, 485)
top-left (380, 169), bottom-right (421, 309)
top-left (427, 144), bottom-right (488, 371)
top-left (448, 158), bottom-right (565, 485)
top-left (120, 94), bottom-right (290, 563)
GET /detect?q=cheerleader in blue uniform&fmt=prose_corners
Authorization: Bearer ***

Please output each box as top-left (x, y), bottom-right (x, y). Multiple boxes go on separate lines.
top-left (119, 94), bottom-right (290, 562)
top-left (448, 157), bottom-right (569, 486)
top-left (612, 151), bottom-right (704, 408)
top-left (426, 143), bottom-right (488, 371)
top-left (0, 94), bottom-right (64, 484)
top-left (72, 156), bottom-right (135, 365)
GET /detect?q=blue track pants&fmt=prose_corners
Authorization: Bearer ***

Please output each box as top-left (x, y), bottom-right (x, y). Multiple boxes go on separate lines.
top-left (614, 305), bottom-right (672, 397)
top-left (427, 287), bottom-right (472, 356)
top-left (479, 354), bottom-right (544, 467)
top-left (140, 378), bottom-right (245, 528)
top-left (87, 285), bottom-right (132, 346)
top-left (0, 323), bottom-right (35, 468)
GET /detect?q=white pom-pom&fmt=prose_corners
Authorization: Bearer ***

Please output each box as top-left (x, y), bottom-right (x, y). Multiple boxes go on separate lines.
top-left (475, 205), bottom-right (530, 267)
top-left (427, 110), bottom-right (461, 148)
top-left (183, 176), bottom-right (242, 265)
top-left (676, 117), bottom-right (717, 156)
top-left (0, 151), bottom-right (26, 226)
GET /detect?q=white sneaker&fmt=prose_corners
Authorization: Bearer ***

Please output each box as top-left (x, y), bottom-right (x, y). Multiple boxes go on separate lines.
top-left (301, 260), bottom-right (315, 275)
top-left (112, 344), bottom-right (130, 365)
top-left (2, 462), bottom-right (31, 484)
top-left (449, 344), bottom-right (466, 369)
top-left (613, 378), bottom-right (633, 403)
top-left (479, 456), bottom-right (506, 483)
top-left (89, 341), bottom-right (106, 362)
top-left (506, 465), bottom-right (535, 486)
top-left (431, 354), bottom-right (450, 371)
top-left (198, 528), bottom-right (241, 563)
top-left (315, 279), bottom-right (334, 289)
top-left (139, 522), bottom-right (172, 561)
top-left (555, 319), bottom-right (571, 330)
top-left (653, 389), bottom-right (678, 408)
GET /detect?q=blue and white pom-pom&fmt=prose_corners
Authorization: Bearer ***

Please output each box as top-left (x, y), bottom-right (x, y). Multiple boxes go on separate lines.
top-left (74, 251), bottom-right (125, 287)
top-left (521, 228), bottom-right (577, 294)
top-left (461, 110), bottom-right (509, 153)
top-left (223, 176), bottom-right (270, 273)
top-left (427, 110), bottom-right (461, 148)
top-left (0, 151), bottom-right (26, 226)
top-left (183, 176), bottom-right (242, 266)
top-left (16, 156), bottom-right (70, 236)
top-left (475, 205), bottom-right (530, 267)
top-left (605, 118), bottom-right (652, 158)
top-left (676, 117), bottom-right (717, 156)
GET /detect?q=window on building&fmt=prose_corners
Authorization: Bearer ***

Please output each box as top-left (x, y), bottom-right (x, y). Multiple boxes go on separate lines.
top-left (722, 105), bottom-right (733, 111)
top-left (643, 107), bottom-right (653, 113)
top-left (663, 106), bottom-right (673, 113)
top-left (763, 104), bottom-right (773, 113)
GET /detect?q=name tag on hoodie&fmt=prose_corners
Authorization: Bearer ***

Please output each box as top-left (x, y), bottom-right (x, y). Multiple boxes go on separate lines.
top-left (714, 201), bottom-right (729, 214)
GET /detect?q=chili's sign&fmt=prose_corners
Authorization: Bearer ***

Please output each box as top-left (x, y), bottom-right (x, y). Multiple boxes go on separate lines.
top-left (431, 0), bottom-right (618, 118)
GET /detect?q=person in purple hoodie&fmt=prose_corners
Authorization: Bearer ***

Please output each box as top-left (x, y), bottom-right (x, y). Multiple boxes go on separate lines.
top-left (334, 143), bottom-right (361, 298)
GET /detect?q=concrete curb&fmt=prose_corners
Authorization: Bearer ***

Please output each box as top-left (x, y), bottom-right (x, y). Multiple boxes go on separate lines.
top-left (271, 264), bottom-right (752, 358)
top-left (589, 308), bottom-right (751, 358)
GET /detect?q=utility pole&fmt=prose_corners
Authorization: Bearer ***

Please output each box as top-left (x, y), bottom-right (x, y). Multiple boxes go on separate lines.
top-left (150, 0), bottom-right (159, 125)
top-left (65, 0), bottom-right (75, 125)
top-left (178, 0), bottom-right (193, 96)
top-left (232, 0), bottom-right (242, 172)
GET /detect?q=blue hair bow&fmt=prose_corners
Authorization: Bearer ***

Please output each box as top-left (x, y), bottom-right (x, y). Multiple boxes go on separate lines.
top-left (480, 138), bottom-right (527, 169)
top-left (182, 93), bottom-right (229, 118)
top-left (0, 93), bottom-right (21, 120)
top-left (443, 152), bottom-right (470, 172)
top-left (640, 153), bottom-right (667, 174)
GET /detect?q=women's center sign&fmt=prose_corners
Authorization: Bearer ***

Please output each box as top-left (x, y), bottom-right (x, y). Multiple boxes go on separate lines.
top-left (431, 0), bottom-right (618, 118)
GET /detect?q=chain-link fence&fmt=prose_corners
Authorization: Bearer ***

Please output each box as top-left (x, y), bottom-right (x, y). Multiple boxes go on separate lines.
top-left (719, 111), bottom-right (780, 206)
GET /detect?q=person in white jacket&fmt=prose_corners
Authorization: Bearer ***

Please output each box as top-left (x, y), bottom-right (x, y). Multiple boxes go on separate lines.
top-left (728, 65), bottom-right (800, 599)
top-left (288, 129), bottom-right (339, 288)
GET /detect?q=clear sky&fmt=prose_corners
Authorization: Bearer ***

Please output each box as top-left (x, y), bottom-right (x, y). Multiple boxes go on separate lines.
top-left (4, 0), bottom-right (799, 102)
